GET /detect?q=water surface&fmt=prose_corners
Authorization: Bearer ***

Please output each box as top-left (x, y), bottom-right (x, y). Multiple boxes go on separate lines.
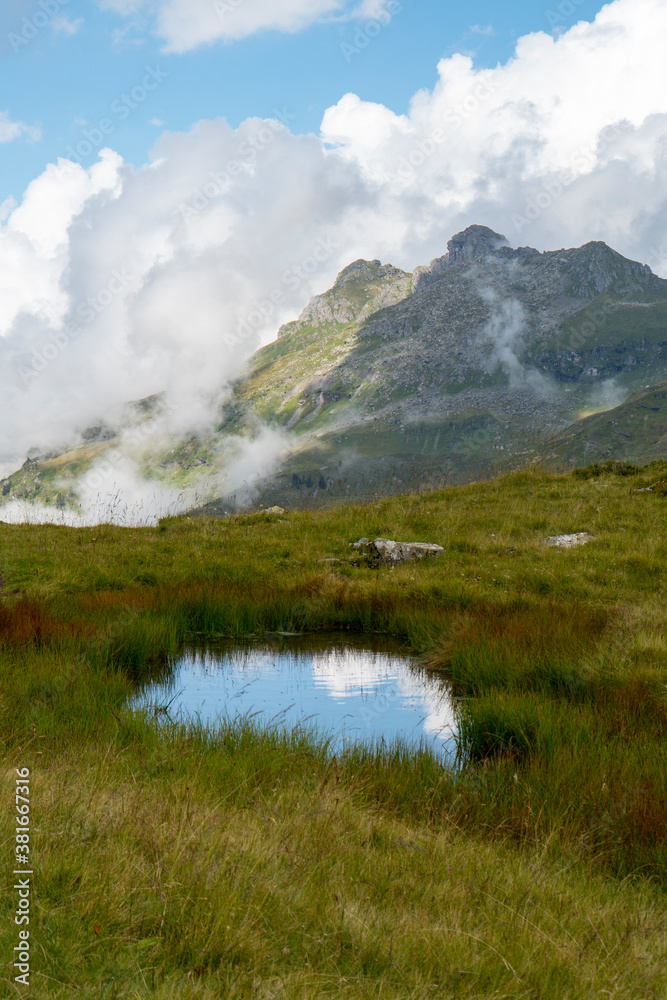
top-left (134, 634), bottom-right (457, 762)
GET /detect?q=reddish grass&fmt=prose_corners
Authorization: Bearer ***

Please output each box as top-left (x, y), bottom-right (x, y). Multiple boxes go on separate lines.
top-left (443, 601), bottom-right (610, 657)
top-left (0, 600), bottom-right (84, 647)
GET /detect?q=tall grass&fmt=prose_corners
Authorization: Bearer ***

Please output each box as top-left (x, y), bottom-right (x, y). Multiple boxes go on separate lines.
top-left (1, 465), bottom-right (666, 996)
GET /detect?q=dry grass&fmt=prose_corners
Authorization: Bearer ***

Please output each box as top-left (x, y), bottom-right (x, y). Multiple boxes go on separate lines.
top-left (0, 465), bottom-right (666, 996)
top-left (2, 729), bottom-right (666, 999)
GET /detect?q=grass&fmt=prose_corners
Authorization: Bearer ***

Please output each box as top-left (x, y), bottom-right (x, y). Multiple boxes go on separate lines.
top-left (1, 464), bottom-right (666, 997)
top-left (546, 385), bottom-right (667, 467)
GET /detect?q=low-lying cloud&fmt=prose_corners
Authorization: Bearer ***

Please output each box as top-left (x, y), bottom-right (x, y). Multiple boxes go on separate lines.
top-left (476, 290), bottom-right (550, 393)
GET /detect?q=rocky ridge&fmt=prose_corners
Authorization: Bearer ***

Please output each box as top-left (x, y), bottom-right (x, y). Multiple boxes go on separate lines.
top-left (2, 225), bottom-right (666, 513)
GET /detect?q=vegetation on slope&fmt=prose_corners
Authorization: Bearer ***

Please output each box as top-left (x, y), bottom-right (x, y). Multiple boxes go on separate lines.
top-left (1, 464), bottom-right (666, 997)
top-left (545, 381), bottom-right (667, 466)
top-left (5, 228), bottom-right (667, 517)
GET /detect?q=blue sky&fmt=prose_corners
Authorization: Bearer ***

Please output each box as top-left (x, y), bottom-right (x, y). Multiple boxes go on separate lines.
top-left (1, 0), bottom-right (606, 202)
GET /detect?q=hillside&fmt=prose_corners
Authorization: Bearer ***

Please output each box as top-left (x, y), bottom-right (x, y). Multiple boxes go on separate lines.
top-left (2, 225), bottom-right (666, 515)
top-left (545, 382), bottom-right (667, 466)
top-left (206, 224), bottom-right (667, 507)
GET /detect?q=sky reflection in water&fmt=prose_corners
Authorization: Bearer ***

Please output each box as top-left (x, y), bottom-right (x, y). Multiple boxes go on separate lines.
top-left (135, 640), bottom-right (457, 762)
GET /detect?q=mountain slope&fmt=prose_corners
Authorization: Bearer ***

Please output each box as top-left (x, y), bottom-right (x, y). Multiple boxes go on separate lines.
top-left (3, 225), bottom-right (666, 514)
top-left (214, 225), bottom-right (667, 505)
top-left (544, 382), bottom-right (667, 467)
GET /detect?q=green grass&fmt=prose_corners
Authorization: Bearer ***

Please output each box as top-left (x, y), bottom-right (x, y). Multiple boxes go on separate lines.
top-left (1, 465), bottom-right (666, 997)
top-left (546, 385), bottom-right (667, 467)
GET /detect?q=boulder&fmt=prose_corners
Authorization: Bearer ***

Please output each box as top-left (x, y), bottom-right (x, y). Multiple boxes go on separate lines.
top-left (544, 532), bottom-right (594, 549)
top-left (352, 537), bottom-right (370, 549)
top-left (363, 538), bottom-right (444, 566)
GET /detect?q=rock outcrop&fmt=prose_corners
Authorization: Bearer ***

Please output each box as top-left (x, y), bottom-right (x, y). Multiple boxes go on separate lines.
top-left (278, 259), bottom-right (412, 336)
top-left (358, 538), bottom-right (444, 565)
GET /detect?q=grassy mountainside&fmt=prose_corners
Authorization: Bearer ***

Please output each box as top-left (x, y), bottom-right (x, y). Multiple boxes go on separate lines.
top-left (205, 228), bottom-right (667, 507)
top-left (545, 381), bottom-right (667, 466)
top-left (3, 226), bottom-right (666, 515)
top-left (1, 464), bottom-right (667, 996)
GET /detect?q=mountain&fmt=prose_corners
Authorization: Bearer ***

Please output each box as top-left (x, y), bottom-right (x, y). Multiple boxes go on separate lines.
top-left (201, 224), bottom-right (667, 508)
top-left (2, 225), bottom-right (667, 515)
top-left (544, 382), bottom-right (667, 467)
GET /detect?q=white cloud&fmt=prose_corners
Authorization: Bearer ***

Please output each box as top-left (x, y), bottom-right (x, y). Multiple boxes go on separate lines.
top-left (321, 0), bottom-right (667, 262)
top-left (2, 0), bottom-right (667, 501)
top-left (349, 0), bottom-right (395, 17)
top-left (51, 16), bottom-right (84, 37)
top-left (0, 120), bottom-right (375, 478)
top-left (0, 111), bottom-right (41, 144)
top-left (0, 198), bottom-right (16, 222)
top-left (99, 0), bottom-right (395, 51)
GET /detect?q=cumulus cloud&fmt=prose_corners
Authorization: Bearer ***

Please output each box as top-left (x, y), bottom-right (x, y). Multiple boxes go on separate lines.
top-left (321, 0), bottom-right (667, 265)
top-left (0, 118), bottom-right (379, 481)
top-left (99, 0), bottom-right (395, 51)
top-left (2, 0), bottom-right (667, 510)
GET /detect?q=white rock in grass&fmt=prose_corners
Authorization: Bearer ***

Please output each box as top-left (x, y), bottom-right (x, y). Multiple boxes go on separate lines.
top-left (544, 532), bottom-right (594, 549)
top-left (367, 538), bottom-right (444, 565)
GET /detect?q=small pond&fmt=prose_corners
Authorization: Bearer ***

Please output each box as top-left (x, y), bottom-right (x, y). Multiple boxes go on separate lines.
top-left (133, 633), bottom-right (458, 763)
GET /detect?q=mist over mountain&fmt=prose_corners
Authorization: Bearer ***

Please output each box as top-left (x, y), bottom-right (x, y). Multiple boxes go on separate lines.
top-left (2, 224), bottom-right (666, 521)
top-left (3, 0), bottom-right (667, 501)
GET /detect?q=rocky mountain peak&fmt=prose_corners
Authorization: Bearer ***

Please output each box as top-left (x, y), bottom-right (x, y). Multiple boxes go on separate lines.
top-left (331, 258), bottom-right (408, 289)
top-left (412, 224), bottom-right (512, 291)
top-left (446, 225), bottom-right (510, 264)
top-left (278, 257), bottom-right (412, 337)
top-left (333, 258), bottom-right (380, 285)
top-left (545, 240), bottom-right (655, 298)
top-left (7, 226), bottom-right (667, 516)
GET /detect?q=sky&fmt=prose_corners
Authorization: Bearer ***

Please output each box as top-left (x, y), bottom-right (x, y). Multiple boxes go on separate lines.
top-left (0, 0), bottom-right (597, 199)
top-left (1, 0), bottom-right (667, 500)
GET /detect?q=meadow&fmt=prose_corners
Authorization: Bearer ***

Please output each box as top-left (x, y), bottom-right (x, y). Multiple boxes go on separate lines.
top-left (1, 463), bottom-right (666, 998)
